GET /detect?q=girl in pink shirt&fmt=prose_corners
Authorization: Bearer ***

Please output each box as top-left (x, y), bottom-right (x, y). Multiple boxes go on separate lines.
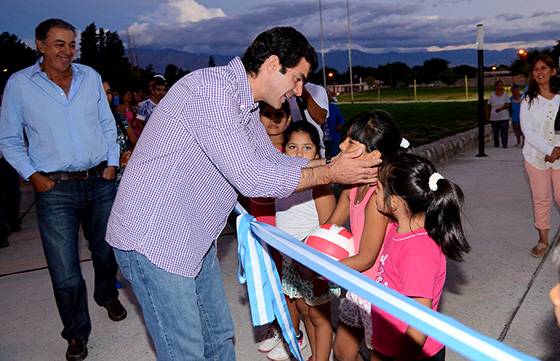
top-left (328, 110), bottom-right (408, 360)
top-left (371, 153), bottom-right (471, 360)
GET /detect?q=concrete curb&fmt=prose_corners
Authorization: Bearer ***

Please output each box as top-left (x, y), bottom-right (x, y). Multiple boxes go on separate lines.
top-left (414, 124), bottom-right (494, 165)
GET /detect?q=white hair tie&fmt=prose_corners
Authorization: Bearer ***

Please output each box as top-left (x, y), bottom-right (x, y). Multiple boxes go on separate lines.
top-left (428, 173), bottom-right (444, 191)
top-left (400, 137), bottom-right (410, 149)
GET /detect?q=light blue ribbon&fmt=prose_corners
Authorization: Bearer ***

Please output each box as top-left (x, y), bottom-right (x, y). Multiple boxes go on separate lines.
top-left (236, 213), bottom-right (304, 361)
top-left (235, 203), bottom-right (537, 361)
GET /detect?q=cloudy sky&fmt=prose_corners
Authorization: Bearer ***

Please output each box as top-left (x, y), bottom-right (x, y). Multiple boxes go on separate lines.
top-left (2, 0), bottom-right (559, 55)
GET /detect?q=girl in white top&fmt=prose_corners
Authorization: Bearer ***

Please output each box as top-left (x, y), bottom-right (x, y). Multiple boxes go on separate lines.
top-left (273, 121), bottom-right (336, 361)
top-left (520, 53), bottom-right (560, 257)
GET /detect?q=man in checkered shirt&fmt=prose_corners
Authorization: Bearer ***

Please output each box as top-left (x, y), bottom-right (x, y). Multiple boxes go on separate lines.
top-left (106, 27), bottom-right (379, 360)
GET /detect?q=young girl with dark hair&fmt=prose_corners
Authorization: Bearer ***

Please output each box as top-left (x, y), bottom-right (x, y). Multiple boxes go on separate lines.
top-left (252, 101), bottom-right (293, 354)
top-left (329, 110), bottom-right (408, 360)
top-left (268, 121), bottom-right (337, 361)
top-left (370, 153), bottom-right (470, 361)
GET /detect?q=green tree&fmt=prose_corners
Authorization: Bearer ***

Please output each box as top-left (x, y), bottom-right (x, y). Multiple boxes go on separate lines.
top-left (77, 23), bottom-right (136, 91)
top-left (364, 76), bottom-right (377, 88)
top-left (79, 23), bottom-right (99, 69)
top-left (0, 32), bottom-right (38, 88)
top-left (374, 62), bottom-right (411, 86)
top-left (453, 65), bottom-right (477, 78)
top-left (439, 68), bottom-right (457, 86)
top-left (551, 40), bottom-right (560, 67)
top-left (422, 58), bottom-right (449, 83)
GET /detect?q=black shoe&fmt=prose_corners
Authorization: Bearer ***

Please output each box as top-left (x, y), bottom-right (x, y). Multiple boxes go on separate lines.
top-left (66, 338), bottom-right (88, 361)
top-left (103, 299), bottom-right (127, 321)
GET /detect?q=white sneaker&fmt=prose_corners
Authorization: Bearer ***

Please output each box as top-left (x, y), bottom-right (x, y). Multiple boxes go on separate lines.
top-left (257, 326), bottom-right (281, 353)
top-left (267, 330), bottom-right (308, 361)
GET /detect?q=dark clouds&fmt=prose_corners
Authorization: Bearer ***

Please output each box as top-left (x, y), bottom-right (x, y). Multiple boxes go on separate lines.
top-left (126, 0), bottom-right (559, 54)
top-left (531, 10), bottom-right (560, 17)
top-left (496, 13), bottom-right (524, 21)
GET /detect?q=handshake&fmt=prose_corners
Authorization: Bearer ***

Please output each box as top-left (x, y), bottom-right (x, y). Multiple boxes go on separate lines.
top-left (545, 146), bottom-right (560, 163)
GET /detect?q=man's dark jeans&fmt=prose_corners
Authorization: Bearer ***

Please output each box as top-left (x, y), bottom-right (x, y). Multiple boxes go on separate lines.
top-left (35, 176), bottom-right (118, 341)
top-left (491, 119), bottom-right (509, 148)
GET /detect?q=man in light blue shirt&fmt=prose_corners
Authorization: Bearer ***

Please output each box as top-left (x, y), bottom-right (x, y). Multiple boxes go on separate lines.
top-left (0, 18), bottom-right (126, 361)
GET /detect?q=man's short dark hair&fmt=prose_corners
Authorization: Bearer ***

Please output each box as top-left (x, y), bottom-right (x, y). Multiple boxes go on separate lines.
top-left (35, 18), bottom-right (76, 41)
top-left (241, 27), bottom-right (318, 76)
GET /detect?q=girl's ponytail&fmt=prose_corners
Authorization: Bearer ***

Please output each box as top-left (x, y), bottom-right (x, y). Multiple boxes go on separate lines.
top-left (425, 177), bottom-right (471, 262)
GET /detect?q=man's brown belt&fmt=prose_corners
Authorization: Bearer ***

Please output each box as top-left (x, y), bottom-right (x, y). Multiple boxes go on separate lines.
top-left (41, 161), bottom-right (108, 181)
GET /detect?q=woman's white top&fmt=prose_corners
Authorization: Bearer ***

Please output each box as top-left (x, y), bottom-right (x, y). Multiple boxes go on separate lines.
top-left (488, 92), bottom-right (511, 121)
top-left (276, 189), bottom-right (319, 241)
top-left (520, 94), bottom-right (560, 169)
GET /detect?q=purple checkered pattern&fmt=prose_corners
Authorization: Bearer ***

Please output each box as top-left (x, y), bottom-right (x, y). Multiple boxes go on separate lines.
top-left (106, 57), bottom-right (308, 277)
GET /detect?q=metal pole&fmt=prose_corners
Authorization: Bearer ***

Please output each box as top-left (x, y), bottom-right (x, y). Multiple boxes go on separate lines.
top-left (465, 75), bottom-right (469, 100)
top-left (476, 24), bottom-right (487, 157)
top-left (413, 79), bottom-right (417, 101)
top-left (319, 0), bottom-right (327, 90)
top-left (346, 0), bottom-right (354, 103)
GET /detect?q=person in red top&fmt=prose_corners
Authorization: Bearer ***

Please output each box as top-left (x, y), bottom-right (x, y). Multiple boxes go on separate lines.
top-left (371, 153), bottom-right (471, 360)
top-left (241, 101), bottom-right (292, 226)
top-left (247, 101), bottom-right (293, 355)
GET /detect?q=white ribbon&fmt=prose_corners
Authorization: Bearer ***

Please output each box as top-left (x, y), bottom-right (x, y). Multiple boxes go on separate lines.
top-left (400, 137), bottom-right (410, 149)
top-left (429, 172), bottom-right (444, 191)
top-left (236, 214), bottom-right (304, 361)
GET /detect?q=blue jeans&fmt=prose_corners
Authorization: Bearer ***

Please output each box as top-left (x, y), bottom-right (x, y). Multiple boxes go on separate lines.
top-left (114, 243), bottom-right (235, 361)
top-left (35, 176), bottom-right (118, 341)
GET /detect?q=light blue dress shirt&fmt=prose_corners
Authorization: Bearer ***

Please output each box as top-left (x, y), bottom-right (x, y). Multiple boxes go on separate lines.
top-left (0, 60), bottom-right (119, 179)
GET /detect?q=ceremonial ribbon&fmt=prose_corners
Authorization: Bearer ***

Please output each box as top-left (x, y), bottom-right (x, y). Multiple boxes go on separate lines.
top-left (236, 213), bottom-right (304, 361)
top-left (235, 203), bottom-right (537, 361)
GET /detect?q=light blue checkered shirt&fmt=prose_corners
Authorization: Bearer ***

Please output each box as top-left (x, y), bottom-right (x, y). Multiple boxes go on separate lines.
top-left (106, 57), bottom-right (308, 277)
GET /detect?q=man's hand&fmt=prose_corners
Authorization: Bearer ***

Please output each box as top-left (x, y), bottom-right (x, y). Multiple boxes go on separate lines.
top-left (328, 148), bottom-right (380, 185)
top-left (120, 150), bottom-right (132, 168)
top-left (29, 172), bottom-right (55, 193)
top-left (296, 148), bottom-right (380, 192)
top-left (102, 166), bottom-right (117, 180)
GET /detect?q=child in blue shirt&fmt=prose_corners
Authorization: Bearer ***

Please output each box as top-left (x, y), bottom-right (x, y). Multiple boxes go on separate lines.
top-left (510, 84), bottom-right (523, 146)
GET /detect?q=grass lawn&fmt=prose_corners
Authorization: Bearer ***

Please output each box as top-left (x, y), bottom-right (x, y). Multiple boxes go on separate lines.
top-left (338, 101), bottom-right (479, 146)
top-left (337, 86), bottom-right (496, 102)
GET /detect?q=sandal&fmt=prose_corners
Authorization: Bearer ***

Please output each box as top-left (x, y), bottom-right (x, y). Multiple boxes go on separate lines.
top-left (530, 242), bottom-right (549, 258)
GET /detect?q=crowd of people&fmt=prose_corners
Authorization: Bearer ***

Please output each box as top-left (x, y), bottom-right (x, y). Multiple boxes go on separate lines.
top-left (0, 16), bottom-right (559, 361)
top-left (251, 99), bottom-right (470, 360)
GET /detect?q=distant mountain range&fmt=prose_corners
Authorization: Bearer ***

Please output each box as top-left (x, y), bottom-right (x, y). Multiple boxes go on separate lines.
top-left (133, 47), bottom-right (521, 74)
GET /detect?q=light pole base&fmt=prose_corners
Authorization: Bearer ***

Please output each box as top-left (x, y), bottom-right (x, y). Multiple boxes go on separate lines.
top-left (476, 153), bottom-right (488, 157)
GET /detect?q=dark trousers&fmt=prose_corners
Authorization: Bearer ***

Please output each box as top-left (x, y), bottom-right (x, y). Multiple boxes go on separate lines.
top-left (35, 176), bottom-right (118, 341)
top-left (0, 157), bottom-right (22, 235)
top-left (491, 119), bottom-right (509, 148)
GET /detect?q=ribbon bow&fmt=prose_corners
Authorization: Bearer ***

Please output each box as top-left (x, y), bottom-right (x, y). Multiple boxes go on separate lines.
top-left (236, 214), bottom-right (304, 361)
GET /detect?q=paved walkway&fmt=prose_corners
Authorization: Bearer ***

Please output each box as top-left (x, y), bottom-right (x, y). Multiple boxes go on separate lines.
top-left (1, 143), bottom-right (559, 360)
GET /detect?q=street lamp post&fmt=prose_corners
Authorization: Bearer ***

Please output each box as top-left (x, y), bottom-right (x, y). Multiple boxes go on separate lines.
top-left (319, 0), bottom-right (327, 90)
top-left (476, 24), bottom-right (487, 157)
top-left (346, 0), bottom-right (354, 104)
